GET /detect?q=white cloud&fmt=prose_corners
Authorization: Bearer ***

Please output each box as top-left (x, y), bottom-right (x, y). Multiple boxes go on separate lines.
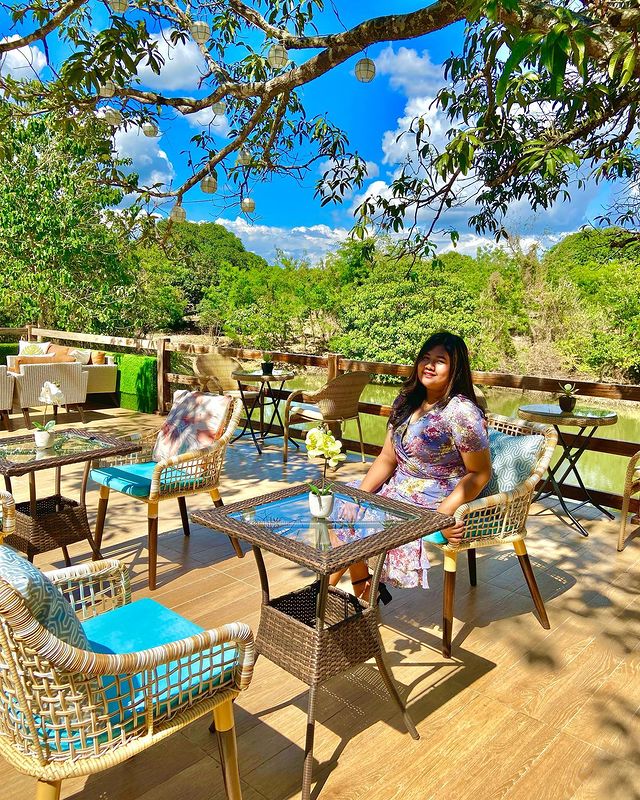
top-left (184, 108), bottom-right (230, 137)
top-left (136, 31), bottom-right (205, 91)
top-left (113, 126), bottom-right (175, 188)
top-left (0, 35), bottom-right (46, 79)
top-left (214, 216), bottom-right (349, 263)
top-left (376, 45), bottom-right (443, 98)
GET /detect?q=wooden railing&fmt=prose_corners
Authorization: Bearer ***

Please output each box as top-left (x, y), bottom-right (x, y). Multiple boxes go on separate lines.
top-left (3, 327), bottom-right (638, 513)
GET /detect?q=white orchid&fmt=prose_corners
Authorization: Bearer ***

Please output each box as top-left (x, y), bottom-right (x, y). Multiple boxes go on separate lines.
top-left (305, 426), bottom-right (346, 496)
top-left (34, 381), bottom-right (66, 431)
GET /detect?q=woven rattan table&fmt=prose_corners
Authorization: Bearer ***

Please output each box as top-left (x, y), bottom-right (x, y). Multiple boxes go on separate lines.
top-left (231, 368), bottom-right (296, 454)
top-left (0, 429), bottom-right (140, 564)
top-left (518, 403), bottom-right (618, 537)
top-left (193, 480), bottom-right (452, 800)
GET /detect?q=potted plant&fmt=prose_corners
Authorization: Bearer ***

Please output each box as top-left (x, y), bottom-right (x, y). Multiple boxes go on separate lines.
top-left (261, 351), bottom-right (274, 375)
top-left (305, 426), bottom-right (346, 517)
top-left (33, 381), bottom-right (65, 448)
top-left (558, 382), bottom-right (578, 412)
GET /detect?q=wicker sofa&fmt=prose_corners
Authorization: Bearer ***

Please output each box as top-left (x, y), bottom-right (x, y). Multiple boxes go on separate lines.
top-left (7, 351), bottom-right (117, 397)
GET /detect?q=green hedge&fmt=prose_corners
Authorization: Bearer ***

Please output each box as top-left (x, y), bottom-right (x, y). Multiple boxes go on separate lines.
top-left (111, 353), bottom-right (157, 413)
top-left (0, 343), bottom-right (18, 365)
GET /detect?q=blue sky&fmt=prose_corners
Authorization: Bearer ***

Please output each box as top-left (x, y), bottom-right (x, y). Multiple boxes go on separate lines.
top-left (1, 1), bottom-right (608, 263)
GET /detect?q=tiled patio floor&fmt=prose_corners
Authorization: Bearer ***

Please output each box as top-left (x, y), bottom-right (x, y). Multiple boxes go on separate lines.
top-left (1, 406), bottom-right (638, 800)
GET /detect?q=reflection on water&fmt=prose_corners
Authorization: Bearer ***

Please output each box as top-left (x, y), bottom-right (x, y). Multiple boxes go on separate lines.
top-left (286, 376), bottom-right (640, 496)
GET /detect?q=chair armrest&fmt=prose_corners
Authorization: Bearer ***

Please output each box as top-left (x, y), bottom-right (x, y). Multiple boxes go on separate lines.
top-left (0, 490), bottom-right (16, 539)
top-left (45, 559), bottom-right (131, 619)
top-left (94, 430), bottom-right (157, 467)
top-left (450, 481), bottom-right (536, 545)
top-left (284, 388), bottom-right (306, 414)
top-left (625, 450), bottom-right (640, 483)
top-left (150, 441), bottom-right (226, 498)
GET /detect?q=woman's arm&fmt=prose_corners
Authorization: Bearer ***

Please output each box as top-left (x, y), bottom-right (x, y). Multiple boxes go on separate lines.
top-left (437, 448), bottom-right (492, 543)
top-left (359, 430), bottom-right (397, 493)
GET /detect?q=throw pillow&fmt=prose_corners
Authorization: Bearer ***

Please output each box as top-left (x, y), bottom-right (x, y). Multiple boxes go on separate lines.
top-left (48, 343), bottom-right (73, 358)
top-left (92, 350), bottom-right (106, 365)
top-left (0, 545), bottom-right (88, 649)
top-left (152, 390), bottom-right (232, 462)
top-left (69, 347), bottom-right (92, 365)
top-left (18, 340), bottom-right (51, 355)
top-left (482, 429), bottom-right (545, 496)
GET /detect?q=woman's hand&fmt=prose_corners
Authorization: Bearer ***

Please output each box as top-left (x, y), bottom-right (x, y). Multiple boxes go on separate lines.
top-left (441, 519), bottom-right (465, 544)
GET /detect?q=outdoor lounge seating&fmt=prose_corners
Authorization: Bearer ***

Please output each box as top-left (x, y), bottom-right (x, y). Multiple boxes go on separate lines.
top-left (618, 449), bottom-right (640, 550)
top-left (90, 391), bottom-right (243, 590)
top-left (0, 366), bottom-right (14, 431)
top-left (12, 362), bottom-right (88, 428)
top-left (427, 413), bottom-right (557, 657)
top-left (282, 371), bottom-right (370, 463)
top-left (0, 503), bottom-right (254, 800)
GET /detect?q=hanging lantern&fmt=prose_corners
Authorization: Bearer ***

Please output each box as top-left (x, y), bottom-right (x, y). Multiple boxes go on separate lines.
top-left (355, 57), bottom-right (376, 83)
top-left (142, 121), bottom-right (158, 137)
top-left (170, 204), bottom-right (186, 222)
top-left (103, 108), bottom-right (122, 126)
top-left (236, 148), bottom-right (251, 166)
top-left (267, 44), bottom-right (288, 69)
top-left (200, 174), bottom-right (218, 193)
top-left (98, 79), bottom-right (116, 98)
top-left (211, 101), bottom-right (225, 116)
top-left (108, 0), bottom-right (128, 13)
top-left (240, 197), bottom-right (255, 213)
top-left (190, 21), bottom-right (210, 44)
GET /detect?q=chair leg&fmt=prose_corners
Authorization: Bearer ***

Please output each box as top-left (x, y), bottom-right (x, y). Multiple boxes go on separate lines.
top-left (442, 550), bottom-right (457, 658)
top-left (36, 779), bottom-right (61, 800)
top-left (22, 408), bottom-right (31, 429)
top-left (211, 489), bottom-right (244, 558)
top-left (148, 502), bottom-right (159, 591)
top-left (178, 495), bottom-right (190, 537)
top-left (618, 491), bottom-right (631, 551)
top-left (467, 548), bottom-right (477, 586)
top-left (514, 540), bottom-right (550, 629)
top-left (76, 403), bottom-right (85, 423)
top-left (52, 404), bottom-right (58, 422)
top-left (356, 415), bottom-right (365, 462)
top-left (0, 410), bottom-right (10, 431)
top-left (213, 698), bottom-right (243, 800)
top-left (94, 486), bottom-right (110, 553)
top-left (283, 413), bottom-right (289, 464)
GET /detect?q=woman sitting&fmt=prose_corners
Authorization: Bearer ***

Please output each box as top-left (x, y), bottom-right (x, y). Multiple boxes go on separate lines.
top-left (335, 331), bottom-right (492, 600)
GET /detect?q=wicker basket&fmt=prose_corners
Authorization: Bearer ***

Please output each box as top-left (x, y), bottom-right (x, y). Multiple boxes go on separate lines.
top-left (4, 495), bottom-right (92, 558)
top-left (255, 582), bottom-right (381, 685)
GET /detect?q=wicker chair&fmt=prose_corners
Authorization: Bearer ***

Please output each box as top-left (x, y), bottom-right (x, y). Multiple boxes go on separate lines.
top-left (193, 351), bottom-right (258, 399)
top-left (432, 414), bottom-right (557, 657)
top-left (91, 393), bottom-right (244, 590)
top-left (12, 362), bottom-right (88, 429)
top-left (0, 366), bottom-right (14, 431)
top-left (0, 548), bottom-right (254, 800)
top-left (283, 372), bottom-right (371, 463)
top-left (618, 450), bottom-right (640, 551)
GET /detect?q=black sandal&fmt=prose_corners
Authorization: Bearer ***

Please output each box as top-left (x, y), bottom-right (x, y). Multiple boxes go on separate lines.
top-left (351, 575), bottom-right (393, 606)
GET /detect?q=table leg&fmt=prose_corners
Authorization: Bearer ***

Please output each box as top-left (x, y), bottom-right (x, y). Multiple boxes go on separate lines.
top-left (252, 545), bottom-right (270, 605)
top-left (554, 428), bottom-right (615, 520)
top-left (264, 380), bottom-right (299, 450)
top-left (4, 476), bottom-right (12, 493)
top-left (232, 382), bottom-right (263, 454)
top-left (28, 472), bottom-right (37, 518)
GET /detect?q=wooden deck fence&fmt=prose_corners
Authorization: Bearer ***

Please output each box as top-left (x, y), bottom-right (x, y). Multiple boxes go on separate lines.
top-left (3, 325), bottom-right (638, 514)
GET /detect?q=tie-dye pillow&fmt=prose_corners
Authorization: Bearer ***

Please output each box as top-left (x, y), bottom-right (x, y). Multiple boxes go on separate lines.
top-left (152, 390), bottom-right (233, 463)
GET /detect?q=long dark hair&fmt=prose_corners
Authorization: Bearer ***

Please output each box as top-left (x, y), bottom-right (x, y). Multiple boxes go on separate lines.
top-left (389, 331), bottom-right (481, 429)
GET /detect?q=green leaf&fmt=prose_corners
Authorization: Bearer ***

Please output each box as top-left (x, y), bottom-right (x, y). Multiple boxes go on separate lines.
top-left (496, 34), bottom-right (542, 105)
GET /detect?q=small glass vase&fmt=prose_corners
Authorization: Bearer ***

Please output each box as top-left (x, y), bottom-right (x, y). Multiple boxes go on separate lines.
top-left (34, 429), bottom-right (54, 450)
top-left (309, 491), bottom-right (334, 519)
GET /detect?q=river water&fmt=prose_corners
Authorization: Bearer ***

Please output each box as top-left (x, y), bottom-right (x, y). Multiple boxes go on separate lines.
top-left (286, 376), bottom-right (640, 496)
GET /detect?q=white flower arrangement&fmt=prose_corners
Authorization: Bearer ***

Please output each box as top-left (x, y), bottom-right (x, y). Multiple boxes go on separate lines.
top-left (34, 381), bottom-right (66, 431)
top-left (305, 425), bottom-right (346, 496)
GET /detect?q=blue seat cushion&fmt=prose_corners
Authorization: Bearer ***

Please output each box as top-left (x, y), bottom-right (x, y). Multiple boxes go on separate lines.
top-left (90, 461), bottom-right (202, 497)
top-left (0, 545), bottom-right (88, 649)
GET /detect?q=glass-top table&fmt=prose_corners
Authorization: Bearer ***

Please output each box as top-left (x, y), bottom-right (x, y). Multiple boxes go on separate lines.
top-left (518, 403), bottom-right (618, 536)
top-left (0, 429), bottom-right (140, 564)
top-left (192, 480), bottom-right (451, 800)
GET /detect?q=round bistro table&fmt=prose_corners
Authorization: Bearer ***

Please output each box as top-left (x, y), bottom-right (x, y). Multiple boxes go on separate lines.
top-left (231, 369), bottom-right (296, 454)
top-left (517, 403), bottom-right (618, 536)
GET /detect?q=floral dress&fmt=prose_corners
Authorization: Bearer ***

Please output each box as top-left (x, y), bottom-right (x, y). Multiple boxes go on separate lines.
top-left (377, 393), bottom-right (488, 589)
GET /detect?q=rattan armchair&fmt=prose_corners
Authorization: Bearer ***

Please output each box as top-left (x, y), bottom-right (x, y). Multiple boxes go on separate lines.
top-left (431, 414), bottom-right (557, 657)
top-left (91, 394), bottom-right (244, 590)
top-left (618, 450), bottom-right (640, 551)
top-left (0, 366), bottom-right (14, 431)
top-left (12, 362), bottom-right (88, 429)
top-left (283, 371), bottom-right (370, 463)
top-left (0, 554), bottom-right (254, 800)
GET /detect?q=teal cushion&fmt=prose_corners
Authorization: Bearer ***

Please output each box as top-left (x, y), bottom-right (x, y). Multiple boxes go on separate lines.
top-left (482, 429), bottom-right (544, 495)
top-left (83, 598), bottom-right (234, 725)
top-left (90, 461), bottom-right (203, 497)
top-left (0, 545), bottom-right (88, 649)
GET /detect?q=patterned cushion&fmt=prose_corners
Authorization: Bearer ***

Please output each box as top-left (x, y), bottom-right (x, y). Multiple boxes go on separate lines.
top-left (0, 545), bottom-right (88, 648)
top-left (152, 390), bottom-right (232, 463)
top-left (482, 429), bottom-right (544, 496)
top-left (18, 339), bottom-right (51, 355)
